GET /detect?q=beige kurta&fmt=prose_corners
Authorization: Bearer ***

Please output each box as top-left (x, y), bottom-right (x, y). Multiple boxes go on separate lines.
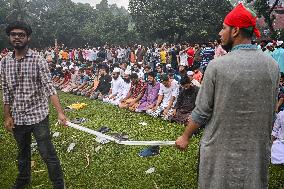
top-left (191, 47), bottom-right (279, 189)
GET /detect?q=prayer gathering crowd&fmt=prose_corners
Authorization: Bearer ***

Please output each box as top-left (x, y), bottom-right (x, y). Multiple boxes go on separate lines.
top-left (2, 40), bottom-right (284, 158)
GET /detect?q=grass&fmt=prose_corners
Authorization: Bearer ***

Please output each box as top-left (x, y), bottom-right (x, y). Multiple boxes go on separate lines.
top-left (0, 91), bottom-right (284, 189)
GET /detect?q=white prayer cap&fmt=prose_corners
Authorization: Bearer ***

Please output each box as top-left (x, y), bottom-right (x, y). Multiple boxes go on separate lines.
top-left (156, 63), bottom-right (160, 67)
top-left (166, 64), bottom-right (171, 68)
top-left (138, 45), bottom-right (141, 48)
top-left (63, 67), bottom-right (68, 71)
top-left (187, 71), bottom-right (194, 76)
top-left (113, 67), bottom-right (121, 73)
top-left (56, 64), bottom-right (61, 68)
top-left (138, 61), bottom-right (143, 65)
top-left (125, 70), bottom-right (131, 75)
top-left (277, 41), bottom-right (283, 46)
top-left (69, 65), bottom-right (74, 70)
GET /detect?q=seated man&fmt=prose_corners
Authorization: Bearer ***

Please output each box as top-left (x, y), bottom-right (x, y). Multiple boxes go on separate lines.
top-left (108, 70), bottom-right (132, 106)
top-left (271, 111), bottom-right (284, 165)
top-left (56, 67), bottom-right (71, 89)
top-left (169, 76), bottom-right (199, 124)
top-left (103, 67), bottom-right (124, 103)
top-left (187, 71), bottom-right (201, 87)
top-left (136, 72), bottom-right (160, 113)
top-left (147, 73), bottom-right (179, 119)
top-left (90, 65), bottom-right (112, 100)
top-left (61, 67), bottom-right (80, 93)
top-left (119, 72), bottom-right (147, 111)
top-left (70, 68), bottom-right (90, 94)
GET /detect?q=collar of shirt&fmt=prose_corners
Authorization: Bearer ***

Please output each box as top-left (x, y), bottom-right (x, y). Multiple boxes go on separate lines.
top-left (11, 48), bottom-right (33, 59)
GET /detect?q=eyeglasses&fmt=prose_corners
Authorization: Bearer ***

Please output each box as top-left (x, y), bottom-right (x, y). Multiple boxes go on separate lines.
top-left (9, 32), bottom-right (27, 39)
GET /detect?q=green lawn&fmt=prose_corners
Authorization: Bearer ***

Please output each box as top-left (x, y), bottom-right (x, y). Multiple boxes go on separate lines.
top-left (0, 91), bottom-right (283, 189)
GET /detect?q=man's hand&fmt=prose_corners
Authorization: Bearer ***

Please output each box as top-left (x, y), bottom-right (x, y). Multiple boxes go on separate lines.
top-left (4, 116), bottom-right (14, 133)
top-left (58, 113), bottom-right (68, 126)
top-left (175, 135), bottom-right (190, 151)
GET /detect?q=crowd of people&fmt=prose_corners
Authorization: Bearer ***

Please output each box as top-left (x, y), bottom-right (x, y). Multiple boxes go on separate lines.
top-left (1, 40), bottom-right (284, 128)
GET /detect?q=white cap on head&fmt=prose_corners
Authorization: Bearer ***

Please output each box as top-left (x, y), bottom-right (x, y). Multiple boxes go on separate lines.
top-left (69, 65), bottom-right (74, 70)
top-left (277, 41), bottom-right (283, 46)
top-left (56, 64), bottom-right (61, 68)
top-left (113, 67), bottom-right (120, 73)
top-left (166, 64), bottom-right (171, 68)
top-left (138, 61), bottom-right (143, 65)
top-left (63, 67), bottom-right (68, 71)
top-left (156, 63), bottom-right (160, 67)
top-left (125, 70), bottom-right (131, 75)
top-left (187, 71), bottom-right (194, 76)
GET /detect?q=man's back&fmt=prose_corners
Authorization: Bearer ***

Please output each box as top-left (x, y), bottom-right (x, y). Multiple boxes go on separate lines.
top-left (197, 48), bottom-right (279, 189)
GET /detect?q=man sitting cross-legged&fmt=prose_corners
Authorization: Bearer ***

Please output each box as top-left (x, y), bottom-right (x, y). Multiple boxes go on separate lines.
top-left (119, 72), bottom-right (147, 111)
top-left (169, 76), bottom-right (199, 124)
top-left (103, 67), bottom-right (125, 103)
top-left (136, 72), bottom-right (160, 113)
top-left (147, 73), bottom-right (179, 119)
top-left (90, 65), bottom-right (112, 100)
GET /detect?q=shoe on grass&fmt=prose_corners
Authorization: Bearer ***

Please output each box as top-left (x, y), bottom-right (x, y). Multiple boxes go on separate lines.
top-left (138, 146), bottom-right (160, 157)
top-left (11, 179), bottom-right (31, 189)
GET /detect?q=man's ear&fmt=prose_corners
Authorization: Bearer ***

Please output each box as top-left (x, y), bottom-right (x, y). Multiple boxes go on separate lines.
top-left (27, 36), bottom-right (31, 42)
top-left (231, 27), bottom-right (240, 38)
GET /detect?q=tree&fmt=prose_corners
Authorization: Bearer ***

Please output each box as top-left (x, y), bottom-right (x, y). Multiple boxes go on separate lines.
top-left (129, 0), bottom-right (232, 43)
top-left (247, 0), bottom-right (281, 37)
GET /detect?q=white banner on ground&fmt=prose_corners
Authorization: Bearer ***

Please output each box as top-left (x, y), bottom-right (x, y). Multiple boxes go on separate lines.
top-left (67, 121), bottom-right (176, 146)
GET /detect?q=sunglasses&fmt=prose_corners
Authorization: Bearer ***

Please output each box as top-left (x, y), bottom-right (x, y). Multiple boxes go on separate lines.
top-left (9, 32), bottom-right (27, 38)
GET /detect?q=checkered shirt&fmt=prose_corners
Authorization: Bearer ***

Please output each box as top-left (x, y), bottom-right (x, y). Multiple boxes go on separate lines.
top-left (1, 49), bottom-right (57, 125)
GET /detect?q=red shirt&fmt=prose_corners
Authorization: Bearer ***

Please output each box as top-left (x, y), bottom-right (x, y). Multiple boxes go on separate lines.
top-left (187, 48), bottom-right (195, 67)
top-left (130, 80), bottom-right (147, 99)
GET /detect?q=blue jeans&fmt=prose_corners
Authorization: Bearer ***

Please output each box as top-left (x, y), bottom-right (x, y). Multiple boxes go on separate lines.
top-left (13, 116), bottom-right (64, 189)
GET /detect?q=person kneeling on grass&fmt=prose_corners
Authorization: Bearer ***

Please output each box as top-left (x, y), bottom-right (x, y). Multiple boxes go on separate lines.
top-left (119, 72), bottom-right (147, 111)
top-left (271, 111), bottom-right (284, 165)
top-left (103, 67), bottom-right (125, 103)
top-left (136, 71), bottom-right (160, 113)
top-left (90, 65), bottom-right (112, 100)
top-left (147, 73), bottom-right (179, 119)
top-left (168, 76), bottom-right (199, 124)
top-left (108, 70), bottom-right (132, 106)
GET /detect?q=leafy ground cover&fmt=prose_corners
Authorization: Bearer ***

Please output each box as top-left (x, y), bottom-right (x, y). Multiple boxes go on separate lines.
top-left (0, 91), bottom-right (283, 189)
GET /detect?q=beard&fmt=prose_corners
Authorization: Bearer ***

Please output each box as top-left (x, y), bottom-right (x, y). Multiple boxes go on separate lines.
top-left (221, 36), bottom-right (233, 52)
top-left (10, 41), bottom-right (28, 50)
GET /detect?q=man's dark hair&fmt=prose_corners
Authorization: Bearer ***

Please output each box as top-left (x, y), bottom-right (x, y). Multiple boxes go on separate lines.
top-left (6, 21), bottom-right (33, 36)
top-left (130, 73), bottom-right (138, 80)
top-left (281, 72), bottom-right (284, 79)
top-left (147, 71), bottom-right (156, 78)
top-left (180, 76), bottom-right (191, 86)
top-left (239, 27), bottom-right (254, 39)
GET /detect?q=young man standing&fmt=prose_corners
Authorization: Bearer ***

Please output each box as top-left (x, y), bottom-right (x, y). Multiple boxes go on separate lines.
top-left (1, 21), bottom-right (67, 189)
top-left (176, 4), bottom-right (279, 189)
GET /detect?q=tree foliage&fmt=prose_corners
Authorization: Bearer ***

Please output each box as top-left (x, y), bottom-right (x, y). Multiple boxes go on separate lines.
top-left (129, 0), bottom-right (232, 43)
top-left (0, 0), bottom-right (138, 49)
top-left (247, 0), bottom-right (281, 37)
